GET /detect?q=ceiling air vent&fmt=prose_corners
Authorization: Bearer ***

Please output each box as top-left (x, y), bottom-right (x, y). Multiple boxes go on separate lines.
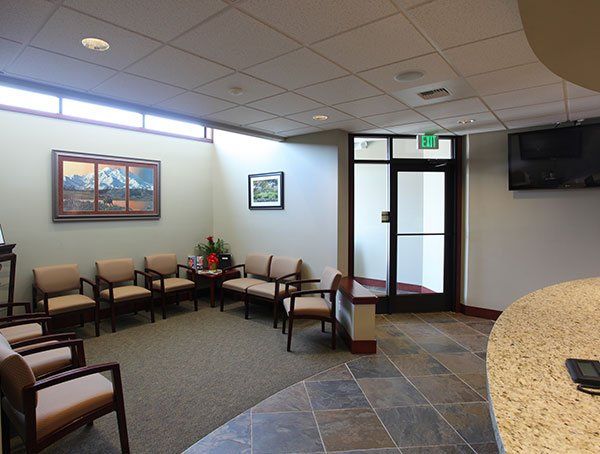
top-left (417, 87), bottom-right (451, 100)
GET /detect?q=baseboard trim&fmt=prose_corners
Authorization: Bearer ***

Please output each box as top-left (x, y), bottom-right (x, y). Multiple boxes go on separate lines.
top-left (337, 320), bottom-right (377, 354)
top-left (457, 303), bottom-right (502, 321)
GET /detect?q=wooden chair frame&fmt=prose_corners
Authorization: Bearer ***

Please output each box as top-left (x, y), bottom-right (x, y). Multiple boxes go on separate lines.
top-left (245, 271), bottom-right (302, 328)
top-left (96, 270), bottom-right (155, 333)
top-left (219, 263), bottom-right (269, 314)
top-left (1, 362), bottom-right (129, 454)
top-left (18, 338), bottom-right (87, 379)
top-left (32, 278), bottom-right (100, 337)
top-left (282, 279), bottom-right (337, 352)
top-left (0, 313), bottom-right (52, 344)
top-left (145, 263), bottom-right (198, 319)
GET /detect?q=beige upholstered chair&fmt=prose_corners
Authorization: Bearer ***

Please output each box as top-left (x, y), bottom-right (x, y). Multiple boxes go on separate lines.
top-left (0, 343), bottom-right (129, 453)
top-left (145, 253), bottom-right (198, 319)
top-left (246, 256), bottom-right (302, 328)
top-left (32, 264), bottom-right (100, 337)
top-left (220, 253), bottom-right (273, 315)
top-left (96, 258), bottom-right (154, 332)
top-left (0, 306), bottom-right (49, 344)
top-left (282, 266), bottom-right (343, 352)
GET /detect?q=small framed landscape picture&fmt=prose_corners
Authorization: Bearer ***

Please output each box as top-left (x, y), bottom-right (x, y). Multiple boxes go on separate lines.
top-left (0, 224), bottom-right (5, 245)
top-left (248, 172), bottom-right (284, 210)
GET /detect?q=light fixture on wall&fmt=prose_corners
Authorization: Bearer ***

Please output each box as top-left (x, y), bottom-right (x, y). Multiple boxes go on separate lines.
top-left (81, 37), bottom-right (110, 51)
top-left (457, 119), bottom-right (476, 125)
top-left (228, 87), bottom-right (244, 96)
top-left (394, 70), bottom-right (425, 82)
top-left (312, 114), bottom-right (329, 121)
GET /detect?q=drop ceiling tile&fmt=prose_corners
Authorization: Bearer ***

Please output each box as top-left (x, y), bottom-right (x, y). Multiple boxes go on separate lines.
top-left (92, 73), bottom-right (185, 104)
top-left (334, 95), bottom-right (407, 117)
top-left (238, 0), bottom-right (396, 43)
top-left (195, 73), bottom-right (284, 104)
top-left (392, 0), bottom-right (432, 9)
top-left (363, 109), bottom-right (427, 127)
top-left (313, 14), bottom-right (433, 72)
top-left (416, 97), bottom-right (488, 120)
top-left (207, 106), bottom-right (276, 126)
top-left (359, 53), bottom-right (457, 93)
top-left (495, 101), bottom-right (565, 121)
top-left (467, 62), bottom-right (561, 96)
top-left (0, 0), bottom-right (55, 43)
top-left (64, 0), bottom-right (227, 42)
top-left (387, 121), bottom-right (447, 134)
top-left (436, 111), bottom-right (498, 129)
top-left (483, 83), bottom-right (564, 110)
top-left (287, 107), bottom-right (352, 125)
top-left (249, 117), bottom-right (309, 133)
top-left (127, 46), bottom-right (233, 89)
top-left (0, 38), bottom-right (22, 70)
top-left (296, 76), bottom-right (381, 105)
top-left (451, 123), bottom-right (505, 135)
top-left (444, 31), bottom-right (537, 76)
top-left (32, 8), bottom-right (161, 70)
top-left (569, 109), bottom-right (600, 121)
top-left (355, 128), bottom-right (392, 134)
top-left (505, 114), bottom-right (567, 130)
top-left (568, 95), bottom-right (600, 113)
top-left (408, 0), bottom-right (522, 49)
top-left (172, 9), bottom-right (299, 69)
top-left (156, 91), bottom-right (235, 116)
top-left (245, 48), bottom-right (348, 90)
top-left (279, 126), bottom-right (322, 137)
top-left (565, 82), bottom-right (599, 99)
top-left (324, 118), bottom-right (374, 132)
top-left (8, 47), bottom-right (116, 90)
top-left (247, 92), bottom-right (323, 116)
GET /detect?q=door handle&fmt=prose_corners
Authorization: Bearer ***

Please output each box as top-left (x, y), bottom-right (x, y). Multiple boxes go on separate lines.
top-left (381, 211), bottom-right (390, 223)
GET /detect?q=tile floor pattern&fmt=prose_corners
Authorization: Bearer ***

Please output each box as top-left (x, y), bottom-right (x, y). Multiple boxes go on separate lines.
top-left (185, 312), bottom-right (498, 454)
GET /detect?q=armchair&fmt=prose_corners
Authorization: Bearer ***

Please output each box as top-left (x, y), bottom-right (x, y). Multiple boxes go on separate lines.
top-left (145, 253), bottom-right (198, 319)
top-left (282, 266), bottom-right (342, 352)
top-left (220, 253), bottom-right (273, 313)
top-left (96, 258), bottom-right (155, 333)
top-left (0, 311), bottom-right (50, 344)
top-left (32, 264), bottom-right (100, 337)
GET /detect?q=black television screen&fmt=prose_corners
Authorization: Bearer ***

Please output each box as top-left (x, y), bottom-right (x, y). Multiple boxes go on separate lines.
top-left (508, 124), bottom-right (600, 190)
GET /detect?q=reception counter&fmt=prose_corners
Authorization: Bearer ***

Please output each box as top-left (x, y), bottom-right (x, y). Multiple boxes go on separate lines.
top-left (487, 278), bottom-right (600, 453)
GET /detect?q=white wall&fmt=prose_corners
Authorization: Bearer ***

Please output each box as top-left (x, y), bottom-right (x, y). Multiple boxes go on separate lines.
top-left (0, 110), bottom-right (213, 301)
top-left (465, 130), bottom-right (600, 311)
top-left (212, 129), bottom-right (343, 279)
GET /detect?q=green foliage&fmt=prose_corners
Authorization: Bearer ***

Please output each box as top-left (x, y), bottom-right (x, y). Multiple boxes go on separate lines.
top-left (197, 236), bottom-right (229, 256)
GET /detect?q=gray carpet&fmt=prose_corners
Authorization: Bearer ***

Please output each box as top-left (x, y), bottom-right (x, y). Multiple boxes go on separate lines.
top-left (20, 297), bottom-right (354, 454)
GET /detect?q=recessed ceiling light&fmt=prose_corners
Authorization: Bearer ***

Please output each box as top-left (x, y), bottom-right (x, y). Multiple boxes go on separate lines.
top-left (457, 119), bottom-right (476, 125)
top-left (228, 87), bottom-right (244, 96)
top-left (81, 37), bottom-right (110, 52)
top-left (394, 70), bottom-right (425, 82)
top-left (312, 114), bottom-right (329, 121)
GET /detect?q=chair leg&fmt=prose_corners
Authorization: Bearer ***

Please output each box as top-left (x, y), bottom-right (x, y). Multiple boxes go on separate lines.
top-left (149, 296), bottom-right (155, 323)
top-left (111, 301), bottom-right (116, 333)
top-left (193, 289), bottom-right (198, 311)
top-left (331, 319), bottom-right (336, 350)
top-left (321, 320), bottom-right (325, 332)
top-left (220, 288), bottom-right (226, 312)
top-left (2, 407), bottom-right (12, 454)
top-left (282, 313), bottom-right (287, 334)
top-left (113, 380), bottom-right (130, 454)
top-left (94, 306), bottom-right (100, 337)
top-left (79, 313), bottom-right (84, 327)
top-left (244, 293), bottom-right (250, 320)
top-left (161, 293), bottom-right (167, 320)
top-left (287, 315), bottom-right (294, 352)
top-left (273, 299), bottom-right (279, 329)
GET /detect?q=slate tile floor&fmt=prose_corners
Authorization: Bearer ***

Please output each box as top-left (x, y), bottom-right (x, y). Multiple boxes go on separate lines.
top-left (185, 312), bottom-right (497, 454)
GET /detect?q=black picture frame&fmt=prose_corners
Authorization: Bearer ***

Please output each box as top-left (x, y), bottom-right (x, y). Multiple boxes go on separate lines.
top-left (248, 172), bottom-right (284, 210)
top-left (0, 224), bottom-right (5, 245)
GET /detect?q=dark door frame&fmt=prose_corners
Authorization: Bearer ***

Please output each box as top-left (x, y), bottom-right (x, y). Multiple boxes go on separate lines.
top-left (348, 134), bottom-right (463, 314)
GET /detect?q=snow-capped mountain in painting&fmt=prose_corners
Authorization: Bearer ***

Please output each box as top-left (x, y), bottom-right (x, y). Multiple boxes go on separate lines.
top-left (63, 167), bottom-right (153, 190)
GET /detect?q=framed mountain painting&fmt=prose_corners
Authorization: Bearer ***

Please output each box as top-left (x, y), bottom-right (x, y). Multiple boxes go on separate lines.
top-left (52, 150), bottom-right (160, 221)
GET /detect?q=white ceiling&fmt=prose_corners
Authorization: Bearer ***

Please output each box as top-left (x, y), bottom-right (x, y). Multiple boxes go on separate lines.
top-left (1, 0), bottom-right (599, 139)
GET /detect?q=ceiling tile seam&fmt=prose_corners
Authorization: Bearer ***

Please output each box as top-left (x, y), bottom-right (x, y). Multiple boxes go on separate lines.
top-left (2, 1), bottom-right (63, 73)
top-left (244, 115), bottom-right (315, 129)
top-left (392, 2), bottom-right (509, 131)
top-left (438, 28), bottom-right (526, 52)
top-left (494, 98), bottom-right (569, 114)
top-left (480, 80), bottom-right (566, 99)
top-left (353, 50), bottom-right (438, 76)
top-left (461, 59), bottom-right (544, 78)
top-left (418, 105), bottom-right (490, 122)
top-left (0, 37), bottom-right (23, 73)
top-left (404, 0), bottom-right (437, 11)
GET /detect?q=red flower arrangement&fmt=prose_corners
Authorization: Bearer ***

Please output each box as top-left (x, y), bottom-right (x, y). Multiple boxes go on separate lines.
top-left (207, 252), bottom-right (219, 271)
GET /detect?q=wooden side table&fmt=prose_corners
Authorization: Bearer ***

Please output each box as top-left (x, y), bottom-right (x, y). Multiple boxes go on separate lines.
top-left (191, 269), bottom-right (241, 308)
top-left (0, 244), bottom-right (16, 315)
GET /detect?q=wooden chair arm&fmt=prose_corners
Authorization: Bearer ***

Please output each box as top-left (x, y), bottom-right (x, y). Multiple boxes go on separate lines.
top-left (28, 362), bottom-right (121, 392)
top-left (0, 302), bottom-right (32, 313)
top-left (290, 288), bottom-right (334, 300)
top-left (134, 270), bottom-right (154, 289)
top-left (11, 333), bottom-right (77, 349)
top-left (285, 279), bottom-right (319, 292)
top-left (95, 275), bottom-right (112, 287)
top-left (145, 268), bottom-right (165, 292)
top-left (79, 277), bottom-right (97, 294)
top-left (0, 313), bottom-right (48, 324)
top-left (19, 339), bottom-right (86, 367)
top-left (223, 264), bottom-right (245, 273)
top-left (275, 272), bottom-right (300, 283)
top-left (0, 317), bottom-right (50, 330)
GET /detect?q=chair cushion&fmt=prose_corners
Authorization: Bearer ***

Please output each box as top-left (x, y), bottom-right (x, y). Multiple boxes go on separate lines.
top-left (96, 258), bottom-right (135, 283)
top-left (22, 347), bottom-right (72, 378)
top-left (33, 264), bottom-right (80, 294)
top-left (145, 254), bottom-right (177, 276)
top-left (100, 285), bottom-right (151, 302)
top-left (222, 278), bottom-right (265, 292)
top-left (38, 294), bottom-right (96, 315)
top-left (269, 256), bottom-right (302, 279)
top-left (247, 282), bottom-right (297, 299)
top-left (0, 323), bottom-right (43, 344)
top-left (244, 254), bottom-right (272, 277)
top-left (152, 277), bottom-right (194, 292)
top-left (283, 297), bottom-right (331, 317)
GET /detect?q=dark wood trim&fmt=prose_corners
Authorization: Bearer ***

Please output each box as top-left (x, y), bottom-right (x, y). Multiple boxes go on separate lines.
top-left (0, 244), bottom-right (17, 310)
top-left (348, 133), bottom-right (355, 276)
top-left (457, 302), bottom-right (502, 320)
top-left (337, 320), bottom-right (377, 354)
top-left (454, 137), bottom-right (464, 312)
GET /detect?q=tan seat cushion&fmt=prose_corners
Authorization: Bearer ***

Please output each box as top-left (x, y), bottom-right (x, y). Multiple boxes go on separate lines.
top-left (283, 297), bottom-right (331, 317)
top-left (152, 277), bottom-right (194, 292)
top-left (36, 373), bottom-right (114, 440)
top-left (0, 324), bottom-right (43, 344)
top-left (37, 294), bottom-right (95, 315)
top-left (23, 347), bottom-right (72, 378)
top-left (222, 278), bottom-right (265, 292)
top-left (247, 282), bottom-right (297, 299)
top-left (100, 285), bottom-right (151, 302)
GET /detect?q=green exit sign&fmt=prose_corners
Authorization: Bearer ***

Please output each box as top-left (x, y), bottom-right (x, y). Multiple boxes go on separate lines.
top-left (418, 134), bottom-right (439, 150)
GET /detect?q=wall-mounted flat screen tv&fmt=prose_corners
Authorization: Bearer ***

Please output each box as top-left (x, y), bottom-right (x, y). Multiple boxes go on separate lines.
top-left (508, 124), bottom-right (600, 190)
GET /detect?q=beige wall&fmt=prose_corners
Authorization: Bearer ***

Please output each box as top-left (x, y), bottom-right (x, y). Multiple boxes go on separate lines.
top-left (212, 129), bottom-right (345, 280)
top-left (0, 110), bottom-right (213, 301)
top-left (464, 130), bottom-right (600, 311)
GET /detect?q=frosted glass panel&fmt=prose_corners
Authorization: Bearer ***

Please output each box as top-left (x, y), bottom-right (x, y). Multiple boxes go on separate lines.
top-left (393, 137), bottom-right (452, 159)
top-left (63, 99), bottom-right (143, 127)
top-left (396, 235), bottom-right (444, 294)
top-left (354, 137), bottom-right (387, 160)
top-left (397, 172), bottom-right (445, 234)
top-left (0, 86), bottom-right (59, 113)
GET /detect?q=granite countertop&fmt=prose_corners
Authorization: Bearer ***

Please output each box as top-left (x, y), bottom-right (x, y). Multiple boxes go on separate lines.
top-left (487, 278), bottom-right (600, 453)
